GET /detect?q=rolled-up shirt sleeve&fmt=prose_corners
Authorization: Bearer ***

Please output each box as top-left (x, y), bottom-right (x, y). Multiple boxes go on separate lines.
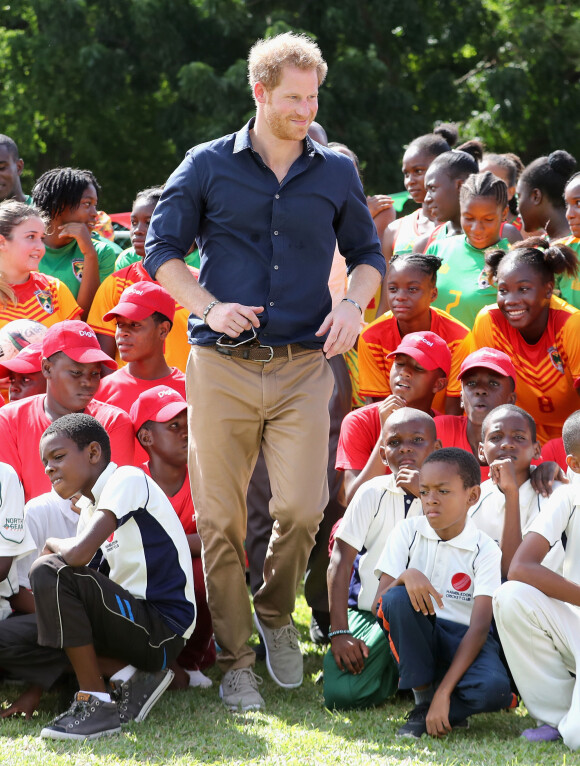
top-left (144, 152), bottom-right (203, 279)
top-left (335, 163), bottom-right (386, 279)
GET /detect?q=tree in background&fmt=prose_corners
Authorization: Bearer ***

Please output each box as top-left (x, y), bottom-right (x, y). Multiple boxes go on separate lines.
top-left (1, 0), bottom-right (579, 211)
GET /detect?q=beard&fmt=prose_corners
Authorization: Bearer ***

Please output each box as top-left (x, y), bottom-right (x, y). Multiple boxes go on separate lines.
top-left (263, 102), bottom-right (312, 142)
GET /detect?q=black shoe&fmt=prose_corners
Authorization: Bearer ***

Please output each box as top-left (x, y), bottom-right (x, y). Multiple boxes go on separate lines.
top-left (396, 703), bottom-right (429, 738)
top-left (40, 692), bottom-right (121, 740)
top-left (309, 610), bottom-right (330, 645)
top-left (111, 668), bottom-right (174, 723)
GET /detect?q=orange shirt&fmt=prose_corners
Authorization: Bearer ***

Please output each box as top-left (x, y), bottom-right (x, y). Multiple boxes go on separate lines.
top-left (0, 272), bottom-right (81, 329)
top-left (87, 261), bottom-right (196, 373)
top-left (472, 296), bottom-right (580, 444)
top-left (358, 307), bottom-right (471, 411)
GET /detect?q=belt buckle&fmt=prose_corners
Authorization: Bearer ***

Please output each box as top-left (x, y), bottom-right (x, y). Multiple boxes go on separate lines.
top-left (257, 343), bottom-right (274, 363)
top-left (216, 327), bottom-right (258, 357)
top-left (216, 327), bottom-right (273, 362)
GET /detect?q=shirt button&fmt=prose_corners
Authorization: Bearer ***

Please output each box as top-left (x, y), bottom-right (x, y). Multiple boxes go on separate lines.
top-left (275, 194), bottom-right (280, 199)
top-left (269, 301), bottom-right (275, 306)
top-left (274, 265), bottom-right (279, 270)
top-left (274, 230), bottom-right (279, 236)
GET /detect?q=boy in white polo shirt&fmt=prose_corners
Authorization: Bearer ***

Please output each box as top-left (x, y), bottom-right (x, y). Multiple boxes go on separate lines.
top-left (324, 408), bottom-right (441, 709)
top-left (494, 409), bottom-right (580, 749)
top-left (30, 413), bottom-right (196, 741)
top-left (472, 404), bottom-right (564, 578)
top-left (375, 447), bottom-right (512, 738)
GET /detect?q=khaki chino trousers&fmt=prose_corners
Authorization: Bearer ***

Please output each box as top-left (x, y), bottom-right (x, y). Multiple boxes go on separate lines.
top-left (186, 345), bottom-right (334, 672)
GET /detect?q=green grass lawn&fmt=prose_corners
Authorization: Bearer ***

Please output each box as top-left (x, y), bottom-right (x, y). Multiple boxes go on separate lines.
top-left (0, 592), bottom-right (578, 766)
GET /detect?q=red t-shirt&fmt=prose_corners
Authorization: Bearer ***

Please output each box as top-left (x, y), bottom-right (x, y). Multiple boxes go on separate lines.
top-left (142, 462), bottom-right (196, 535)
top-left (336, 403), bottom-right (442, 475)
top-left (95, 366), bottom-right (186, 410)
top-left (433, 415), bottom-right (490, 482)
top-left (95, 367), bottom-right (186, 463)
top-left (541, 438), bottom-right (567, 473)
top-left (336, 403), bottom-right (382, 472)
top-left (0, 394), bottom-right (135, 501)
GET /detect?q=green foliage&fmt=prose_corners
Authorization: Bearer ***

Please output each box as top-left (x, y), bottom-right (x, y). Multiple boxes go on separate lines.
top-left (1, 0), bottom-right (579, 210)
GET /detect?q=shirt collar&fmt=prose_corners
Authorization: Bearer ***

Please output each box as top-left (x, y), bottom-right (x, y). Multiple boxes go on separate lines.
top-left (417, 514), bottom-right (480, 550)
top-left (77, 462), bottom-right (117, 514)
top-left (385, 473), bottom-right (418, 498)
top-left (232, 118), bottom-right (325, 159)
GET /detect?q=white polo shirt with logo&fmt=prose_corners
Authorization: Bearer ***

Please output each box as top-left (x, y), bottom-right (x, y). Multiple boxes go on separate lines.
top-left (336, 474), bottom-right (422, 613)
top-left (527, 482), bottom-right (580, 585)
top-left (470, 475), bottom-right (565, 574)
top-left (375, 515), bottom-right (500, 627)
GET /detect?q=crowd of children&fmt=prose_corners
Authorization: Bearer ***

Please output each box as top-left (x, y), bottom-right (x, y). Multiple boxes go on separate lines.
top-left (1, 118), bottom-right (580, 751)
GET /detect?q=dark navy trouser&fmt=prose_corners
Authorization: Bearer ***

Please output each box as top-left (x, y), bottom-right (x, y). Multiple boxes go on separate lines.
top-left (378, 585), bottom-right (512, 721)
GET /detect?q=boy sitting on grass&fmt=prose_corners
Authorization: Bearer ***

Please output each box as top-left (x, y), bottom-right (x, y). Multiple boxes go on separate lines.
top-left (471, 404), bottom-right (564, 578)
top-left (131, 386), bottom-right (215, 688)
top-left (337, 331), bottom-right (450, 503)
top-left (375, 447), bottom-right (512, 738)
top-left (30, 413), bottom-right (196, 740)
top-left (324, 408), bottom-right (440, 710)
top-left (494, 410), bottom-right (580, 749)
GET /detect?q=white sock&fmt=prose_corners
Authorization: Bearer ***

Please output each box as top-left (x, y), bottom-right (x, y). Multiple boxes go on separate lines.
top-left (110, 664), bottom-right (137, 684)
top-left (83, 690), bottom-right (111, 703)
top-left (186, 669), bottom-right (213, 688)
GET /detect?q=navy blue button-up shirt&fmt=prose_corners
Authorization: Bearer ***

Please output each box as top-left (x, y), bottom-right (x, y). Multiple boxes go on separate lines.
top-left (144, 119), bottom-right (385, 347)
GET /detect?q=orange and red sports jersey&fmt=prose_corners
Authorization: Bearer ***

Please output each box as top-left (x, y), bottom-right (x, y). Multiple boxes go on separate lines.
top-left (87, 261), bottom-right (198, 373)
top-left (95, 366), bottom-right (186, 464)
top-left (358, 307), bottom-right (471, 411)
top-left (472, 296), bottom-right (580, 444)
top-left (141, 462), bottom-right (196, 535)
top-left (0, 272), bottom-right (81, 330)
top-left (0, 394), bottom-right (135, 501)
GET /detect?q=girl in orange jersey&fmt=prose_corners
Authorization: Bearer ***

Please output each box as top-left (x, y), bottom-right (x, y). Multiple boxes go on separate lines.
top-left (0, 201), bottom-right (81, 331)
top-left (358, 252), bottom-right (471, 415)
top-left (472, 238), bottom-right (580, 444)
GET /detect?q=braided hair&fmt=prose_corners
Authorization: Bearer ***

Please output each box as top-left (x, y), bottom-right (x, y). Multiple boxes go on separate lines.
top-left (32, 167), bottom-right (101, 219)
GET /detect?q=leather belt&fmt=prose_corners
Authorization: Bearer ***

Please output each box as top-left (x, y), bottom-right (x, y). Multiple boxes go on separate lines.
top-left (215, 341), bottom-right (308, 363)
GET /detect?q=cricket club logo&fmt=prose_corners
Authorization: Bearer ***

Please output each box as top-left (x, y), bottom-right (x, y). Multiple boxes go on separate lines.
top-left (34, 289), bottom-right (54, 314)
top-left (72, 258), bottom-right (84, 282)
top-left (548, 346), bottom-right (565, 374)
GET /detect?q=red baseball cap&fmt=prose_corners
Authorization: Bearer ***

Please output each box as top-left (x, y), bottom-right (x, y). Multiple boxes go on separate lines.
top-left (458, 347), bottom-right (517, 385)
top-left (42, 321), bottom-right (117, 369)
top-left (102, 281), bottom-right (175, 323)
top-left (386, 331), bottom-right (451, 376)
top-left (0, 342), bottom-right (43, 377)
top-left (129, 385), bottom-right (187, 432)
